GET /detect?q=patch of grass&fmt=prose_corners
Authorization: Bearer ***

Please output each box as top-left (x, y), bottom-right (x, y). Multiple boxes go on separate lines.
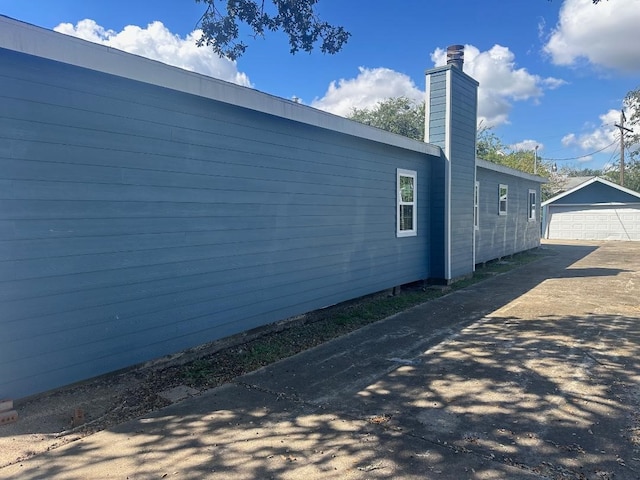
top-left (181, 248), bottom-right (547, 389)
top-left (184, 359), bottom-right (216, 383)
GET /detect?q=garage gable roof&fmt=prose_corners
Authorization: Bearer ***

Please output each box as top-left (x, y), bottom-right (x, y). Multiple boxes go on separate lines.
top-left (542, 176), bottom-right (640, 207)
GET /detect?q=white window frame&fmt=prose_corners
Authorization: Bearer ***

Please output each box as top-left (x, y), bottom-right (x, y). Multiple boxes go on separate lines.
top-left (499, 184), bottom-right (508, 216)
top-left (528, 189), bottom-right (537, 221)
top-left (474, 181), bottom-right (480, 230)
top-left (397, 168), bottom-right (417, 237)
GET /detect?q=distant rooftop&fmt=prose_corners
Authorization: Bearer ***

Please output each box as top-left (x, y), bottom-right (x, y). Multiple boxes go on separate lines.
top-left (561, 176), bottom-right (594, 191)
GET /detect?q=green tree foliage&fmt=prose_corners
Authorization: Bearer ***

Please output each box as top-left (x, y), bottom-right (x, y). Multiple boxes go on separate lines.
top-left (476, 126), bottom-right (507, 163)
top-left (595, 86), bottom-right (640, 193)
top-left (195, 0), bottom-right (350, 60)
top-left (477, 126), bottom-right (561, 199)
top-left (602, 160), bottom-right (640, 193)
top-left (477, 127), bottom-right (544, 175)
top-left (624, 86), bottom-right (640, 163)
top-left (193, 0), bottom-right (605, 59)
top-left (347, 97), bottom-right (425, 141)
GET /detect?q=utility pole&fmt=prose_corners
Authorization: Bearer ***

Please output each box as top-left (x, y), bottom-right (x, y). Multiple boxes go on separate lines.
top-left (615, 109), bottom-right (633, 187)
top-left (534, 145), bottom-right (539, 175)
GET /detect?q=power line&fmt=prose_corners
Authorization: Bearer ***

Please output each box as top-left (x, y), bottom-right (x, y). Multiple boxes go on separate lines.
top-left (615, 109), bottom-right (634, 186)
top-left (606, 143), bottom-right (620, 165)
top-left (543, 138), bottom-right (619, 162)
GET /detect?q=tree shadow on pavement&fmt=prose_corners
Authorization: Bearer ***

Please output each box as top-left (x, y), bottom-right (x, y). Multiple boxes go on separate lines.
top-left (349, 312), bottom-right (640, 479)
top-left (4, 241), bottom-right (640, 479)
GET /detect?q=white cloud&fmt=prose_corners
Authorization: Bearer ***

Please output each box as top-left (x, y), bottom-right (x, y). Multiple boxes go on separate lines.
top-left (432, 44), bottom-right (566, 128)
top-left (54, 19), bottom-right (252, 87)
top-left (542, 77), bottom-right (567, 89)
top-left (561, 108), bottom-right (620, 151)
top-left (311, 45), bottom-right (564, 127)
top-left (544, 0), bottom-right (640, 71)
top-left (510, 140), bottom-right (544, 152)
top-left (564, 102), bottom-right (639, 165)
top-left (310, 67), bottom-right (423, 116)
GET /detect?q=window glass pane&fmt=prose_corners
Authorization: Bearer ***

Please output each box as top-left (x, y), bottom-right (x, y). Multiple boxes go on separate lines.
top-left (499, 185), bottom-right (508, 214)
top-left (400, 176), bottom-right (414, 202)
top-left (528, 191), bottom-right (536, 220)
top-left (474, 182), bottom-right (479, 228)
top-left (396, 169), bottom-right (417, 237)
top-left (400, 205), bottom-right (413, 231)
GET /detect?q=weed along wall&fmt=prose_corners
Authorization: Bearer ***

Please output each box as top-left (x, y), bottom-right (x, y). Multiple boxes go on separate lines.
top-left (0, 16), bottom-right (544, 399)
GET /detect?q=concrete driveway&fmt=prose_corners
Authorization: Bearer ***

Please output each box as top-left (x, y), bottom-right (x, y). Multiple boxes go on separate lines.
top-left (1, 240), bottom-right (639, 479)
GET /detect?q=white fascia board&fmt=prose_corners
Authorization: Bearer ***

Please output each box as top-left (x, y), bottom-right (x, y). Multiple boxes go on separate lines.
top-left (476, 158), bottom-right (547, 184)
top-left (548, 202), bottom-right (640, 207)
top-left (0, 15), bottom-right (440, 157)
top-left (424, 75), bottom-right (431, 144)
top-left (444, 68), bottom-right (452, 280)
top-left (541, 176), bottom-right (640, 207)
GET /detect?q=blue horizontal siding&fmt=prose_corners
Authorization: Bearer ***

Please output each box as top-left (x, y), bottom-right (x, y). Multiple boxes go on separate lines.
top-left (448, 69), bottom-right (477, 279)
top-left (475, 167), bottom-right (541, 264)
top-left (0, 49), bottom-right (434, 398)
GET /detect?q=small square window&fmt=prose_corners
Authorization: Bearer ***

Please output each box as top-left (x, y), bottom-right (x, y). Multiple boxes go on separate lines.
top-left (397, 169), bottom-right (417, 237)
top-left (499, 184), bottom-right (508, 215)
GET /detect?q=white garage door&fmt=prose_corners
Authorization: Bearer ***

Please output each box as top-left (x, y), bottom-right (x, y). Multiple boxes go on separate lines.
top-left (546, 204), bottom-right (640, 241)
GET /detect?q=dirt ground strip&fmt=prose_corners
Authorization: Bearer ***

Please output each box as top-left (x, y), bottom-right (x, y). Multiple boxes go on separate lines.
top-left (1, 240), bottom-right (640, 479)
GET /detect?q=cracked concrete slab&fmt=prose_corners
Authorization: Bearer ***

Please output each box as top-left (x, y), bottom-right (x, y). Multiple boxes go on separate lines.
top-left (157, 385), bottom-right (200, 403)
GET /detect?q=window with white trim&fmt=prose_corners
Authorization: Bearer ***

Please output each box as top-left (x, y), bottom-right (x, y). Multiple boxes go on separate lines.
top-left (397, 169), bottom-right (417, 237)
top-left (498, 184), bottom-right (508, 215)
top-left (528, 189), bottom-right (537, 221)
top-left (474, 181), bottom-right (479, 230)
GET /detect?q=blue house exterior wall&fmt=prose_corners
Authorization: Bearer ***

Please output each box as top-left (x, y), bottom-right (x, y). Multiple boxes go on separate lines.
top-left (475, 162), bottom-right (543, 264)
top-left (0, 45), bottom-right (435, 399)
top-left (1, 16), bottom-right (547, 399)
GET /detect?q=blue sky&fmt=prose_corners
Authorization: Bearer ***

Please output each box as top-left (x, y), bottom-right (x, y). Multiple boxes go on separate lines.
top-left (2, 0), bottom-right (639, 170)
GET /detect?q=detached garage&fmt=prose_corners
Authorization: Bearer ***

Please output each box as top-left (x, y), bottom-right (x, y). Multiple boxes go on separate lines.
top-left (542, 176), bottom-right (640, 241)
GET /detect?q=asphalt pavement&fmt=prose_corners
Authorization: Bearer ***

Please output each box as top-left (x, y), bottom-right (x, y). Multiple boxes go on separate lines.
top-left (1, 240), bottom-right (639, 479)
